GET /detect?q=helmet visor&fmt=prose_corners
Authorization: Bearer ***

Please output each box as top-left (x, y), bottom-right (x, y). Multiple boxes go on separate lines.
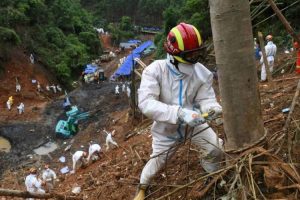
top-left (178, 48), bottom-right (203, 64)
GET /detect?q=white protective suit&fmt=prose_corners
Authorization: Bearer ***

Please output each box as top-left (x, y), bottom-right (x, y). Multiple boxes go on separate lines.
top-left (42, 168), bottom-right (57, 191)
top-left (17, 103), bottom-right (25, 114)
top-left (42, 168), bottom-right (56, 183)
top-left (260, 41), bottom-right (277, 81)
top-left (105, 130), bottom-right (119, 150)
top-left (115, 85), bottom-right (120, 95)
top-left (122, 84), bottom-right (126, 92)
top-left (72, 151), bottom-right (86, 172)
top-left (87, 144), bottom-right (101, 161)
top-left (126, 86), bottom-right (131, 98)
top-left (16, 84), bottom-right (21, 92)
top-left (137, 55), bottom-right (223, 185)
top-left (25, 174), bottom-right (45, 200)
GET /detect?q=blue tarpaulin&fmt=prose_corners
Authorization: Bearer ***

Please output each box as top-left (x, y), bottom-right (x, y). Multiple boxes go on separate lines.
top-left (127, 39), bottom-right (141, 44)
top-left (84, 64), bottom-right (98, 74)
top-left (114, 40), bottom-right (153, 76)
top-left (132, 40), bottom-right (153, 55)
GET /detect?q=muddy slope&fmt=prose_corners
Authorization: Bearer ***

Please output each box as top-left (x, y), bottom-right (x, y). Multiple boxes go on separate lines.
top-left (0, 81), bottom-right (128, 177)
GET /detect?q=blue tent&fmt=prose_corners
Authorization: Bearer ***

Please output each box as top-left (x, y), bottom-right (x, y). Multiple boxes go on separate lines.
top-left (84, 64), bottom-right (98, 74)
top-left (114, 40), bottom-right (153, 76)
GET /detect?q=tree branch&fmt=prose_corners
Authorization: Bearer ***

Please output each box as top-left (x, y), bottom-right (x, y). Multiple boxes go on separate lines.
top-left (0, 188), bottom-right (82, 200)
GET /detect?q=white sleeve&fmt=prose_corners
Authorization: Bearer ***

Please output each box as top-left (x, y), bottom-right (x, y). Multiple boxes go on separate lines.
top-left (33, 178), bottom-right (42, 188)
top-left (138, 65), bottom-right (180, 124)
top-left (51, 170), bottom-right (57, 179)
top-left (195, 73), bottom-right (221, 113)
top-left (42, 172), bottom-right (47, 180)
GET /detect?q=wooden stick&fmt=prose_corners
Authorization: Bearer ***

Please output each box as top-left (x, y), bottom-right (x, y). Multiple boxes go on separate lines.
top-left (283, 80), bottom-right (300, 132)
top-left (258, 31), bottom-right (273, 82)
top-left (267, 0), bottom-right (300, 44)
top-left (134, 69), bottom-right (142, 78)
top-left (274, 76), bottom-right (299, 82)
top-left (154, 165), bottom-right (235, 200)
top-left (134, 58), bottom-right (147, 68)
top-left (0, 188), bottom-right (82, 200)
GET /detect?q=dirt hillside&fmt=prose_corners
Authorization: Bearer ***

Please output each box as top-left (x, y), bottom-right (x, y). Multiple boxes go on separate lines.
top-left (0, 46), bottom-right (300, 200)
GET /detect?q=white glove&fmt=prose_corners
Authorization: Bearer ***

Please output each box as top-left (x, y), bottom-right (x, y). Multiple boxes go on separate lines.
top-left (178, 108), bottom-right (205, 127)
top-left (208, 106), bottom-right (222, 119)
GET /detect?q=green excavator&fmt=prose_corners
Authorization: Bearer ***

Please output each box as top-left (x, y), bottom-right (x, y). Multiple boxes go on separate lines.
top-left (55, 106), bottom-right (89, 139)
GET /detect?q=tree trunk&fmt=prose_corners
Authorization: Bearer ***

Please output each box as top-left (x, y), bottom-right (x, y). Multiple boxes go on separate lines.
top-left (0, 188), bottom-right (82, 200)
top-left (209, 0), bottom-right (265, 151)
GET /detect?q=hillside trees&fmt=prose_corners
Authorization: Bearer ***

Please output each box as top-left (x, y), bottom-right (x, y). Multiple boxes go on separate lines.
top-left (108, 16), bottom-right (135, 44)
top-left (0, 0), bottom-right (102, 85)
top-left (154, 0), bottom-right (210, 58)
top-left (0, 27), bottom-right (20, 63)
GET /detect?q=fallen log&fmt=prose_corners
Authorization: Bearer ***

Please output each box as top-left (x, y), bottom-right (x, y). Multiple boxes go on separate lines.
top-left (0, 188), bottom-right (82, 200)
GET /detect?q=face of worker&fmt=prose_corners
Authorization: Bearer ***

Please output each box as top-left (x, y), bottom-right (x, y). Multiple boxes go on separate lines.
top-left (177, 62), bottom-right (194, 75)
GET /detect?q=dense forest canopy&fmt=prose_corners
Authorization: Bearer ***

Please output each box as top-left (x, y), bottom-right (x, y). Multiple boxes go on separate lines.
top-left (0, 0), bottom-right (102, 84)
top-left (0, 0), bottom-right (299, 84)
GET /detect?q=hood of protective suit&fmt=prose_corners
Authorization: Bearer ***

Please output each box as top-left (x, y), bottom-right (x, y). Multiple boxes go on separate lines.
top-left (166, 54), bottom-right (195, 79)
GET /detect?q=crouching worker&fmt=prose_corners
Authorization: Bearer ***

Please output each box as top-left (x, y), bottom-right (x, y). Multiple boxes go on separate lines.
top-left (71, 150), bottom-right (88, 173)
top-left (133, 23), bottom-right (224, 200)
top-left (25, 167), bottom-right (45, 200)
top-left (87, 142), bottom-right (102, 162)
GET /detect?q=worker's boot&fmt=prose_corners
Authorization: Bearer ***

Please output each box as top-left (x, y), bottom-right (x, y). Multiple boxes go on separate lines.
top-left (133, 185), bottom-right (147, 200)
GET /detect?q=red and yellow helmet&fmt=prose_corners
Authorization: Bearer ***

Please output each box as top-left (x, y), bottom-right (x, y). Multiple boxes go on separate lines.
top-left (164, 23), bottom-right (202, 64)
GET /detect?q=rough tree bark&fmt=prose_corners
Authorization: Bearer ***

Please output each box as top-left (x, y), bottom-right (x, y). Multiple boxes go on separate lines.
top-left (209, 0), bottom-right (265, 151)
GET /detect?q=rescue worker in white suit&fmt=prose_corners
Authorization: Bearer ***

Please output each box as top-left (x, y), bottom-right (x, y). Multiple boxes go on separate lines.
top-left (104, 129), bottom-right (119, 150)
top-left (42, 164), bottom-right (57, 192)
top-left (260, 34), bottom-right (277, 81)
top-left (87, 143), bottom-right (102, 162)
top-left (71, 150), bottom-right (87, 173)
top-left (133, 23), bottom-right (223, 200)
top-left (25, 167), bottom-right (45, 200)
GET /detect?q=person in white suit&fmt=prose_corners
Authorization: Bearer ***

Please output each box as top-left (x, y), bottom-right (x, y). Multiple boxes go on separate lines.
top-left (133, 23), bottom-right (223, 200)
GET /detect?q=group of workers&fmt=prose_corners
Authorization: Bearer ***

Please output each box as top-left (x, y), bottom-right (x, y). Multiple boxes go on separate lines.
top-left (6, 81), bottom-right (62, 114)
top-left (22, 21), bottom-right (300, 200)
top-left (25, 129), bottom-right (119, 197)
top-left (45, 84), bottom-right (62, 93)
top-left (115, 82), bottom-right (131, 98)
top-left (72, 129), bottom-right (119, 173)
top-left (25, 164), bottom-right (57, 199)
top-left (6, 96), bottom-right (24, 114)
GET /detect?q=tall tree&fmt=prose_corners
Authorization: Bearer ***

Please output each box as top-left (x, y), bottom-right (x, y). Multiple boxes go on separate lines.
top-left (209, 0), bottom-right (265, 151)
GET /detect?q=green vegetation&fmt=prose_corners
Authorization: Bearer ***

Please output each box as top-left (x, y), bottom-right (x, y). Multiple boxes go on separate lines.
top-left (1, 0), bottom-right (300, 83)
top-left (0, 0), bottom-right (101, 85)
top-left (107, 16), bottom-right (135, 45)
